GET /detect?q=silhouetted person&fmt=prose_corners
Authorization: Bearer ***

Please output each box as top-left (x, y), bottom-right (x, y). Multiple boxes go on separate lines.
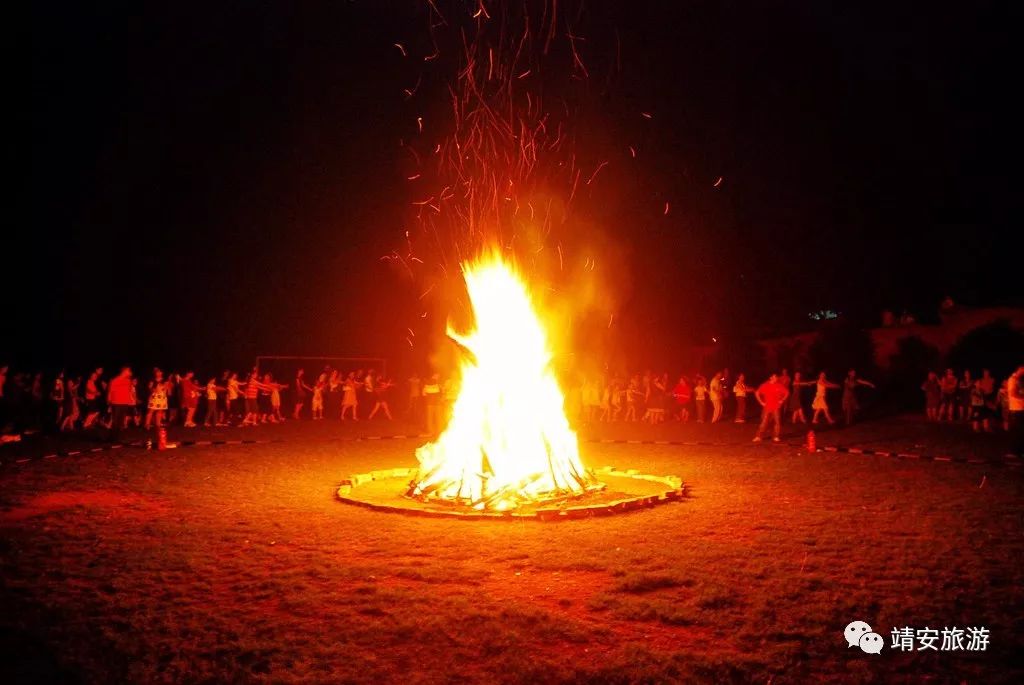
top-left (107, 367), bottom-right (134, 441)
top-left (1009, 366), bottom-right (1024, 456)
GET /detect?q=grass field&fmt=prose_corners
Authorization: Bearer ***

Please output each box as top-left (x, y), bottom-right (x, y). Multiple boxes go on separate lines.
top-left (2, 418), bottom-right (1022, 683)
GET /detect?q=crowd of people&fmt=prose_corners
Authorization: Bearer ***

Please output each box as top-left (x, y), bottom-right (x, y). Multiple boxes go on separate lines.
top-left (0, 365), bottom-right (398, 440)
top-left (919, 368), bottom-right (1019, 433)
top-left (568, 364), bottom-right (1023, 449)
top-left (572, 368), bottom-right (876, 430)
top-left (1, 362), bottom-right (1022, 454)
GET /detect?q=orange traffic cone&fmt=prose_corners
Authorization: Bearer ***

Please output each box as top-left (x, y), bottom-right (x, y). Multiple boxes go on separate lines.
top-left (806, 430), bottom-right (816, 452)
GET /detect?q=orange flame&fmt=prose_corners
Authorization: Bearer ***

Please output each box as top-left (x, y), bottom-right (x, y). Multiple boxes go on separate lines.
top-left (408, 250), bottom-right (598, 510)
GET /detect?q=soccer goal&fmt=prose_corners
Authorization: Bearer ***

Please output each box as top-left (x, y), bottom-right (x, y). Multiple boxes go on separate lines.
top-left (253, 355), bottom-right (388, 382)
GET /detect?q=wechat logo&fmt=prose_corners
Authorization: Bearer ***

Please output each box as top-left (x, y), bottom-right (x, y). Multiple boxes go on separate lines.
top-left (845, 620), bottom-right (883, 654)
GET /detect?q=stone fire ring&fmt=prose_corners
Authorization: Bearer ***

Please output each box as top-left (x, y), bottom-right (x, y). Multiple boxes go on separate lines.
top-left (336, 466), bottom-right (688, 521)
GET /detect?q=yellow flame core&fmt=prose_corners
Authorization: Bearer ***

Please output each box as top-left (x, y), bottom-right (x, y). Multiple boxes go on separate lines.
top-left (410, 252), bottom-right (595, 510)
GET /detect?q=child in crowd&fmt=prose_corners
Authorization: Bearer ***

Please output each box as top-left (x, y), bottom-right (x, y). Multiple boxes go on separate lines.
top-left (226, 372), bottom-right (241, 424)
top-left (145, 370), bottom-right (168, 429)
top-left (693, 375), bottom-right (708, 423)
top-left (326, 371), bottom-right (342, 417)
top-left (311, 377), bottom-right (325, 420)
top-left (969, 379), bottom-right (990, 433)
top-left (261, 374), bottom-right (287, 423)
top-left (203, 378), bottom-right (225, 427)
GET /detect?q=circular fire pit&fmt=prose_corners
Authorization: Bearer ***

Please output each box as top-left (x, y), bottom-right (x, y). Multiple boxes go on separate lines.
top-left (336, 466), bottom-right (687, 521)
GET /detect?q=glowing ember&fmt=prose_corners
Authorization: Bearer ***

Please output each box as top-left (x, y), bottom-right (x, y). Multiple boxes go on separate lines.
top-left (407, 250), bottom-right (601, 511)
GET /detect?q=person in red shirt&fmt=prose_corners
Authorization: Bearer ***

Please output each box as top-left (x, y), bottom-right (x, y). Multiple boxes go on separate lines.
top-left (107, 367), bottom-right (134, 441)
top-left (753, 373), bottom-right (790, 442)
top-left (671, 375), bottom-right (691, 422)
top-left (179, 371), bottom-right (201, 427)
top-left (242, 371), bottom-right (268, 426)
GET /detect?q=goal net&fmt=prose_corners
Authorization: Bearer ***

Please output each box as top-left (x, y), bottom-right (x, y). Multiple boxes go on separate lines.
top-left (253, 356), bottom-right (388, 383)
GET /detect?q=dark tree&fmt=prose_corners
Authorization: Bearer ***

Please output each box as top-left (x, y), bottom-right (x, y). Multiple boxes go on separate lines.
top-left (885, 335), bottom-right (941, 410)
top-left (946, 320), bottom-right (1024, 381)
top-left (773, 340), bottom-right (812, 377)
top-left (708, 336), bottom-right (768, 381)
top-left (808, 321), bottom-right (877, 380)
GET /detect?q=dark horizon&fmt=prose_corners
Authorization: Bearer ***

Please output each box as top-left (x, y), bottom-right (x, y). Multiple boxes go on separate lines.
top-left (18, 0), bottom-right (1019, 374)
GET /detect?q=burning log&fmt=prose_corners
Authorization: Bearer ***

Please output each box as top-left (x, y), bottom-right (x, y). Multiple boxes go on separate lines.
top-left (469, 472), bottom-right (544, 510)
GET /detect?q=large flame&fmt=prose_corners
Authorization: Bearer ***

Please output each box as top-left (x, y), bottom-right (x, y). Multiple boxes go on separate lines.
top-left (408, 251), bottom-right (599, 510)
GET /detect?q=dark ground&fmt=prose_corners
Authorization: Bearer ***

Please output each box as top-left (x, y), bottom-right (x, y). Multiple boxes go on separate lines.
top-left (2, 416), bottom-right (1022, 683)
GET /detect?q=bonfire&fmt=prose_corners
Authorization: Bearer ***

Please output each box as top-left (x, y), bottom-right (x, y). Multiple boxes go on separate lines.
top-left (407, 250), bottom-right (602, 511)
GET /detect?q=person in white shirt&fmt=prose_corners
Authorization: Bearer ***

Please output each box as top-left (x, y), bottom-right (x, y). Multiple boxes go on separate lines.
top-left (226, 373), bottom-right (242, 424)
top-left (709, 372), bottom-right (724, 423)
top-left (733, 374), bottom-right (750, 423)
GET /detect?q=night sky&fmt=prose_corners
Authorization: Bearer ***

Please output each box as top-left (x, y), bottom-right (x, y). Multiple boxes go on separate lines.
top-left (20, 1), bottom-right (1018, 374)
